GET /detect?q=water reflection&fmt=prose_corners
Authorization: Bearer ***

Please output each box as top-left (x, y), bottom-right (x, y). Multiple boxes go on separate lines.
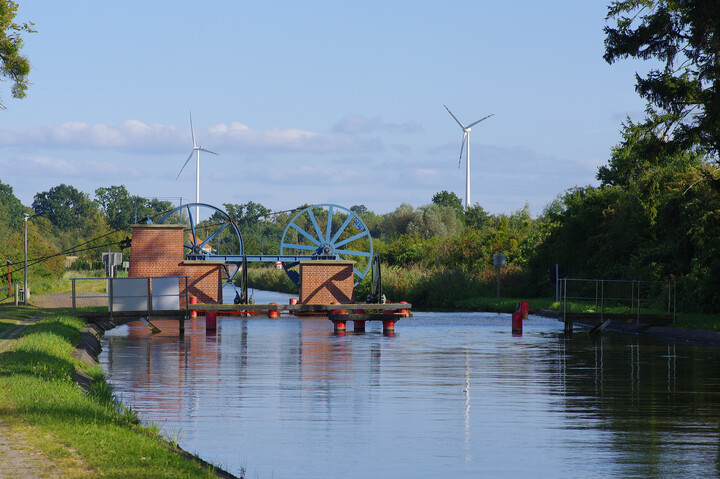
top-left (100, 310), bottom-right (720, 478)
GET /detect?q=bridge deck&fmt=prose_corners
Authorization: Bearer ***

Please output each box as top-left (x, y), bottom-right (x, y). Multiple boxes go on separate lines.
top-left (75, 302), bottom-right (412, 318)
top-left (192, 302), bottom-right (411, 313)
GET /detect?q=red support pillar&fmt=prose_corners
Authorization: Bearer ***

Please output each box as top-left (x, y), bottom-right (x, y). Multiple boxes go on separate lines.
top-left (206, 311), bottom-right (217, 330)
top-left (189, 295), bottom-right (198, 319)
top-left (512, 311), bottom-right (522, 335)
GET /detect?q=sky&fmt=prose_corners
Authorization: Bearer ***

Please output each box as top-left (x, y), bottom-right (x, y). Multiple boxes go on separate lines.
top-left (0, 1), bottom-right (650, 218)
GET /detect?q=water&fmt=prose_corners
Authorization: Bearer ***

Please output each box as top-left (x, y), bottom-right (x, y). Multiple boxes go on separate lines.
top-left (99, 291), bottom-right (720, 478)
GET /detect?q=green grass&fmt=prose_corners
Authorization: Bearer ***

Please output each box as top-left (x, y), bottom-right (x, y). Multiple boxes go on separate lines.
top-left (673, 312), bottom-right (720, 331)
top-left (0, 306), bottom-right (44, 335)
top-left (0, 311), bottom-right (230, 478)
top-left (28, 269), bottom-right (129, 296)
top-left (454, 296), bottom-right (556, 313)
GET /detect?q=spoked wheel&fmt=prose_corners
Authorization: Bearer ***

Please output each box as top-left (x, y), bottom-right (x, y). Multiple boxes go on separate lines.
top-left (156, 203), bottom-right (244, 285)
top-left (280, 204), bottom-right (373, 286)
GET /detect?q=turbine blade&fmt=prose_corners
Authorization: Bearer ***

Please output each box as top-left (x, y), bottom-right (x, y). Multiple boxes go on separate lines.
top-left (466, 113), bottom-right (494, 128)
top-left (176, 150), bottom-right (194, 179)
top-left (190, 111), bottom-right (196, 147)
top-left (198, 147), bottom-right (219, 156)
top-left (444, 105), bottom-right (466, 129)
top-left (458, 132), bottom-right (467, 168)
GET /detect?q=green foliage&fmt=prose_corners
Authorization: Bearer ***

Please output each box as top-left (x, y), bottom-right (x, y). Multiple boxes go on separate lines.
top-left (244, 265), bottom-right (298, 295)
top-left (0, 182), bottom-right (63, 287)
top-left (604, 0), bottom-right (720, 158)
top-left (362, 263), bottom-right (529, 309)
top-left (0, 0), bottom-right (34, 108)
top-left (598, 119), bottom-right (703, 187)
top-left (432, 190), bottom-right (463, 217)
top-left (350, 204), bottom-right (368, 216)
top-left (463, 202), bottom-right (490, 230)
top-left (380, 202), bottom-right (463, 239)
top-left (32, 184), bottom-right (96, 233)
top-left (0, 180), bottom-right (25, 230)
top-left (94, 185), bottom-right (169, 231)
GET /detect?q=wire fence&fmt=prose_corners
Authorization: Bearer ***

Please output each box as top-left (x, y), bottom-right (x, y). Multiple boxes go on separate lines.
top-left (560, 278), bottom-right (676, 322)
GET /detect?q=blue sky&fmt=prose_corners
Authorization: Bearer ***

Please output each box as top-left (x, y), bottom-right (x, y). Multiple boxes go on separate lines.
top-left (0, 1), bottom-right (648, 217)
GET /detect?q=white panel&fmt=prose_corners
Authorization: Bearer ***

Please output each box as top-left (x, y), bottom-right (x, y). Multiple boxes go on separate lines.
top-left (110, 278), bottom-right (149, 312)
top-left (152, 277), bottom-right (180, 310)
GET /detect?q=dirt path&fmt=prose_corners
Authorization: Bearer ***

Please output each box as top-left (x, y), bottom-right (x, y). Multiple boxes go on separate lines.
top-left (0, 314), bottom-right (64, 478)
top-left (0, 424), bottom-right (61, 478)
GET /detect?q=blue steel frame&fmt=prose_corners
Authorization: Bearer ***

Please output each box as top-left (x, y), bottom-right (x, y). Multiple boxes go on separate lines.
top-left (154, 203), bottom-right (373, 286)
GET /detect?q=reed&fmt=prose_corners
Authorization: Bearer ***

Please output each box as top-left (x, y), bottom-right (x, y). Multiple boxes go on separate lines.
top-left (244, 266), bottom-right (298, 295)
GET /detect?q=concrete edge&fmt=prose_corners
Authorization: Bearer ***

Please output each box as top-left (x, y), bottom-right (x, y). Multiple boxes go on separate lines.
top-left (534, 309), bottom-right (720, 346)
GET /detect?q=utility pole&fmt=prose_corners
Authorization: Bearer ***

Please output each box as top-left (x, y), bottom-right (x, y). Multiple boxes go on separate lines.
top-left (23, 213), bottom-right (29, 306)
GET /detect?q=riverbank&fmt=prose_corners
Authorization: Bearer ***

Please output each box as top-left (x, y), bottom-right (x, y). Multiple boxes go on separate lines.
top-left (0, 306), bottom-right (241, 478)
top-left (536, 308), bottom-right (720, 346)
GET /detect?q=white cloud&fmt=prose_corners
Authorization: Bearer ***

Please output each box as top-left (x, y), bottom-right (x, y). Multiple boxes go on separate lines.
top-left (263, 165), bottom-right (364, 185)
top-left (6, 155), bottom-right (141, 179)
top-left (0, 120), bottom-right (383, 154)
top-left (332, 115), bottom-right (423, 135)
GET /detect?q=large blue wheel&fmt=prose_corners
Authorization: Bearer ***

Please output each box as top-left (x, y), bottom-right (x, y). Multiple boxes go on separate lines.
top-left (156, 203), bottom-right (244, 284)
top-left (280, 204), bottom-right (373, 286)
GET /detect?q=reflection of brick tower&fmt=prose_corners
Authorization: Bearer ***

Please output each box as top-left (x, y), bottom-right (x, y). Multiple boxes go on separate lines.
top-left (129, 224), bottom-right (223, 305)
top-left (299, 260), bottom-right (355, 304)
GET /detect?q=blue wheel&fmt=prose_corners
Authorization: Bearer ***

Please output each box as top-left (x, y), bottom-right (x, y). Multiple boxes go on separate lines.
top-left (156, 203), bottom-right (243, 284)
top-left (280, 204), bottom-right (373, 286)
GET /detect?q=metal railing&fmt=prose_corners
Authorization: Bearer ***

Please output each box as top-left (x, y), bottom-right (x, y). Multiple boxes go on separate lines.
top-left (560, 278), bottom-right (676, 323)
top-left (0, 282), bottom-right (23, 305)
top-left (71, 276), bottom-right (189, 318)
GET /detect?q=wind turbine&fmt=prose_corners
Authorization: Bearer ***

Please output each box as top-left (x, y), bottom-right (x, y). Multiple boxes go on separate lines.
top-left (444, 105), bottom-right (494, 210)
top-left (176, 112), bottom-right (219, 221)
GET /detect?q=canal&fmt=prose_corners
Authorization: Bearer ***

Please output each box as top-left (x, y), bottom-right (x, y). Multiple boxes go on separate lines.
top-left (99, 290), bottom-right (720, 478)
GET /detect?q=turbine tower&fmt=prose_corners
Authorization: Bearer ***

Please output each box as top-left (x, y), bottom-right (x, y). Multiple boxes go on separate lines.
top-left (176, 112), bottom-right (219, 221)
top-left (444, 105), bottom-right (493, 209)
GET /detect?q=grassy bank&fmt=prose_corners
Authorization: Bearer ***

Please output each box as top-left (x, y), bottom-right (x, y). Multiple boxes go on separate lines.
top-left (0, 309), bottom-right (234, 478)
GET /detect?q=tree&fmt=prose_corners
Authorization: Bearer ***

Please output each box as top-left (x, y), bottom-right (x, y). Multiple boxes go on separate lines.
top-left (95, 185), bottom-right (135, 231)
top-left (380, 203), bottom-right (416, 239)
top-left (604, 1), bottom-right (720, 159)
top-left (463, 203), bottom-right (490, 230)
top-left (350, 204), bottom-right (368, 216)
top-left (0, 179), bottom-right (25, 230)
top-left (432, 190), bottom-right (463, 216)
top-left (597, 119), bottom-right (703, 187)
top-left (223, 201), bottom-right (272, 231)
top-left (406, 203), bottom-right (463, 239)
top-left (32, 184), bottom-right (95, 232)
top-left (0, 0), bottom-right (34, 109)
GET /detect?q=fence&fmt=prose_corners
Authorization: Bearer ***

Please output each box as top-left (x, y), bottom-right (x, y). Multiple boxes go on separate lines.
top-left (560, 278), bottom-right (676, 323)
top-left (0, 282), bottom-right (23, 306)
top-left (71, 276), bottom-right (189, 318)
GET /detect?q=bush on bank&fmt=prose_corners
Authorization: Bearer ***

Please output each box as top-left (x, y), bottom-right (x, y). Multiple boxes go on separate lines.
top-left (245, 264), bottom-right (539, 310)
